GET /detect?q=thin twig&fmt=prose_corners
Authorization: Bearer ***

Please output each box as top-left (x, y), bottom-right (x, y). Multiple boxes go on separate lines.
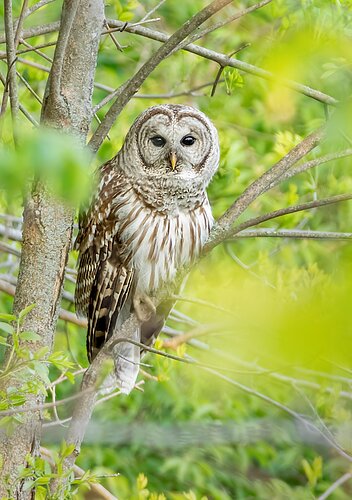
top-left (19, 39), bottom-right (53, 63)
top-left (26, 0), bottom-right (56, 17)
top-left (171, 294), bottom-right (237, 317)
top-left (103, 20), bottom-right (125, 52)
top-left (0, 21), bottom-right (61, 44)
top-left (200, 365), bottom-right (352, 463)
top-left (0, 69), bottom-right (39, 127)
top-left (233, 228), bottom-right (352, 240)
top-left (211, 44), bottom-right (250, 96)
top-left (186, 0), bottom-right (273, 46)
top-left (318, 473), bottom-right (352, 500)
top-left (139, 0), bottom-right (167, 23)
top-left (0, 387), bottom-right (94, 417)
top-left (17, 71), bottom-right (43, 104)
top-left (163, 328), bottom-right (352, 400)
top-left (231, 193), bottom-right (352, 237)
top-left (93, 79), bottom-right (225, 113)
top-left (272, 148), bottom-right (352, 188)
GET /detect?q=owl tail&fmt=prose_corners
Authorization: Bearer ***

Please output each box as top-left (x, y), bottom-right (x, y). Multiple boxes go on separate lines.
top-left (112, 327), bottom-right (141, 394)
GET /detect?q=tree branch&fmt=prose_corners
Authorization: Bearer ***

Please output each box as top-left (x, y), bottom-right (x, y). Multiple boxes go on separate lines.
top-left (47, 0), bottom-right (80, 100)
top-left (1, 0), bottom-right (19, 130)
top-left (0, 278), bottom-right (87, 327)
top-left (0, 71), bottom-right (38, 126)
top-left (14, 0), bottom-right (29, 48)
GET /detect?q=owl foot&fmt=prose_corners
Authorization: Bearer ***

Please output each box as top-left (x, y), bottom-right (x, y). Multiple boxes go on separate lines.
top-left (133, 294), bottom-right (156, 322)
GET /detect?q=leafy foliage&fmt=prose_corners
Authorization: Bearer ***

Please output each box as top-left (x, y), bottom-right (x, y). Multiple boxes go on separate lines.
top-left (1, 0), bottom-right (352, 499)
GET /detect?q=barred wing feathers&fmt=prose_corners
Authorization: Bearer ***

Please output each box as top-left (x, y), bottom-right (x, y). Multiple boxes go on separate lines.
top-left (87, 251), bottom-right (134, 361)
top-left (74, 162), bottom-right (134, 361)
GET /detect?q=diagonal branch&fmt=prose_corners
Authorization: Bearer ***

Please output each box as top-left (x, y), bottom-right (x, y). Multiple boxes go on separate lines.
top-left (0, 71), bottom-right (39, 126)
top-left (272, 148), bottom-right (352, 188)
top-left (1, 1), bottom-right (19, 129)
top-left (26, 0), bottom-right (56, 17)
top-left (47, 0), bottom-right (80, 100)
top-left (205, 127), bottom-right (326, 251)
top-left (318, 473), bottom-right (352, 500)
top-left (176, 0), bottom-right (273, 50)
top-left (14, 0), bottom-right (29, 48)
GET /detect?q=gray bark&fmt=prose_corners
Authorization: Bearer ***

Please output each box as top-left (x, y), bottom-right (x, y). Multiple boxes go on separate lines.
top-left (0, 1), bottom-right (104, 498)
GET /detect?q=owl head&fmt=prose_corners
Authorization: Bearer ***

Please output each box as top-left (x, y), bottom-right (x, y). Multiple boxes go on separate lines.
top-left (119, 104), bottom-right (220, 191)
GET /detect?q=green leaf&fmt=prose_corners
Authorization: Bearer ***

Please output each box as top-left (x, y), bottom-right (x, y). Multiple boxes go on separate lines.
top-left (0, 322), bottom-right (13, 335)
top-left (31, 362), bottom-right (50, 384)
top-left (0, 337), bottom-right (10, 346)
top-left (0, 313), bottom-right (16, 322)
top-left (0, 416), bottom-right (13, 428)
top-left (59, 441), bottom-right (76, 459)
top-left (34, 476), bottom-right (50, 485)
top-left (302, 456), bottom-right (322, 488)
top-left (9, 394), bottom-right (26, 406)
top-left (19, 331), bottom-right (41, 342)
top-left (34, 347), bottom-right (49, 359)
top-left (22, 480), bottom-right (35, 491)
top-left (65, 371), bottom-right (75, 384)
top-left (18, 304), bottom-right (36, 321)
top-left (48, 351), bottom-right (75, 370)
top-left (35, 486), bottom-right (47, 500)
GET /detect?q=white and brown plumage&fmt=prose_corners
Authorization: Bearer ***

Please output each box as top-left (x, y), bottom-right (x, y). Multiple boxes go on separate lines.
top-left (75, 104), bottom-right (219, 393)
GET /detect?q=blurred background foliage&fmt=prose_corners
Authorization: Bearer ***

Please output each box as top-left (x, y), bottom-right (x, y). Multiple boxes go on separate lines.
top-left (1, 0), bottom-right (352, 498)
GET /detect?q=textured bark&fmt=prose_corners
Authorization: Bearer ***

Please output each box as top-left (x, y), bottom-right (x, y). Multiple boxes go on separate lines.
top-left (0, 1), bottom-right (104, 498)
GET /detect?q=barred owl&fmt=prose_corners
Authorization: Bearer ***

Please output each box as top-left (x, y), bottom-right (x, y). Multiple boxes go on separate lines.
top-left (75, 104), bottom-right (219, 393)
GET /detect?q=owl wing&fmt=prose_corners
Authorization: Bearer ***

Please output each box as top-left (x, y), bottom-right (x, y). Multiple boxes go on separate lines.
top-left (74, 162), bottom-right (134, 362)
top-left (87, 247), bottom-right (134, 361)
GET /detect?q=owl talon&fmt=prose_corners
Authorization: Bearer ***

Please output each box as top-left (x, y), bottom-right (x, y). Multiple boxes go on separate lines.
top-left (133, 294), bottom-right (156, 322)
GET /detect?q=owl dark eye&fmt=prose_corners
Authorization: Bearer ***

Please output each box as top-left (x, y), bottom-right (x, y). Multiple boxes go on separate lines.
top-left (150, 135), bottom-right (166, 147)
top-left (181, 135), bottom-right (196, 146)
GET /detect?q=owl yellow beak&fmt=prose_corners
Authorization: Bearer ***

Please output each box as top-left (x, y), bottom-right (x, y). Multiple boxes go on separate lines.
top-left (169, 152), bottom-right (177, 171)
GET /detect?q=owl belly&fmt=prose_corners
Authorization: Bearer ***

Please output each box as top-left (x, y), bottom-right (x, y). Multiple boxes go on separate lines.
top-left (118, 200), bottom-right (212, 294)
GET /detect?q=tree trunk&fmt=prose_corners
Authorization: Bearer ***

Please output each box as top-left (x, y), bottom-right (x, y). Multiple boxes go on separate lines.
top-left (0, 1), bottom-right (104, 497)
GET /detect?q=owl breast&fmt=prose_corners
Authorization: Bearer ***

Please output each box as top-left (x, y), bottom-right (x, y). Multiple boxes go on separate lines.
top-left (111, 184), bottom-right (213, 294)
